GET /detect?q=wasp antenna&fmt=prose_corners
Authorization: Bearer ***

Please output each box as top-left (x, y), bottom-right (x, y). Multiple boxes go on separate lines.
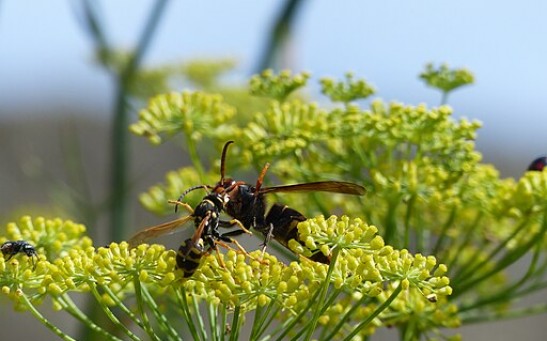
top-left (220, 140), bottom-right (235, 185)
top-left (178, 185), bottom-right (210, 201)
top-left (175, 185), bottom-right (210, 212)
top-left (255, 163), bottom-right (270, 193)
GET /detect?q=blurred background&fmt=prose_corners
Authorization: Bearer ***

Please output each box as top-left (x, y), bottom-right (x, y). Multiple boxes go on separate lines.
top-left (1, 0), bottom-right (546, 339)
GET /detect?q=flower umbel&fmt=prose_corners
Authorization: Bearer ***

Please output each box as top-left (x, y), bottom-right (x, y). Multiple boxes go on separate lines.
top-left (420, 63), bottom-right (474, 104)
top-left (249, 69), bottom-right (310, 102)
top-left (1, 215), bottom-right (451, 340)
top-left (320, 72), bottom-right (376, 104)
top-left (129, 91), bottom-right (236, 145)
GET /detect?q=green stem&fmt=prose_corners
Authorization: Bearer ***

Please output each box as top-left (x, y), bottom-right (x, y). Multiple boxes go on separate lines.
top-left (456, 214), bottom-right (530, 282)
top-left (342, 282), bottom-right (404, 341)
top-left (323, 292), bottom-right (372, 340)
top-left (440, 91), bottom-right (449, 105)
top-left (77, 3), bottom-right (169, 340)
top-left (290, 287), bottom-right (343, 341)
top-left (89, 284), bottom-right (141, 341)
top-left (454, 213), bottom-right (547, 296)
top-left (403, 195), bottom-right (416, 250)
top-left (109, 0), bottom-right (171, 242)
top-left (384, 197), bottom-right (400, 246)
top-left (513, 280), bottom-right (547, 300)
top-left (176, 287), bottom-right (201, 340)
top-left (254, 301), bottom-right (282, 339)
top-left (458, 242), bottom-right (543, 312)
top-left (220, 304), bottom-right (228, 341)
top-left (208, 302), bottom-right (219, 341)
top-left (60, 123), bottom-right (97, 227)
top-left (301, 249), bottom-right (341, 341)
top-left (273, 282), bottom-right (324, 341)
top-left (461, 303), bottom-right (547, 324)
top-left (316, 291), bottom-right (345, 339)
top-left (255, 0), bottom-right (305, 72)
top-left (133, 278), bottom-right (162, 341)
top-left (192, 290), bottom-right (208, 341)
top-left (401, 317), bottom-right (421, 341)
top-left (80, 0), bottom-right (109, 52)
top-left (229, 305), bottom-right (243, 341)
top-left (141, 284), bottom-right (182, 340)
top-left (431, 206), bottom-right (457, 255)
top-left (18, 292), bottom-right (76, 341)
top-left (250, 299), bottom-right (266, 340)
top-left (185, 134), bottom-right (206, 180)
top-left (59, 294), bottom-right (122, 341)
top-left (445, 212), bottom-right (483, 275)
top-left (461, 262), bottom-right (547, 314)
top-left (100, 284), bottom-right (146, 329)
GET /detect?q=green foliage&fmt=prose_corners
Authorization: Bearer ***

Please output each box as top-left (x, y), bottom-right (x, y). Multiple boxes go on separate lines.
top-left (5, 67), bottom-right (547, 340)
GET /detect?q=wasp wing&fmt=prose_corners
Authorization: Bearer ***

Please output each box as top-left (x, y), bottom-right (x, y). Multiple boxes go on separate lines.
top-left (259, 181), bottom-right (366, 195)
top-left (129, 216), bottom-right (194, 246)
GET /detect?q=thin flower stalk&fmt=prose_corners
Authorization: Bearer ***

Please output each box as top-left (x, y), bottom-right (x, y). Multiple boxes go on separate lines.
top-left (18, 291), bottom-right (77, 341)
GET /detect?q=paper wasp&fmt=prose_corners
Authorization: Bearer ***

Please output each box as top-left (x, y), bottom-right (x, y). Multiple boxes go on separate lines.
top-left (129, 191), bottom-right (253, 278)
top-left (178, 141), bottom-right (366, 264)
top-left (1, 240), bottom-right (38, 270)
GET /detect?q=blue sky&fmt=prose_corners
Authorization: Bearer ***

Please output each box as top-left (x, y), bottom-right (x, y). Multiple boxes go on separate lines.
top-left (1, 0), bottom-right (546, 176)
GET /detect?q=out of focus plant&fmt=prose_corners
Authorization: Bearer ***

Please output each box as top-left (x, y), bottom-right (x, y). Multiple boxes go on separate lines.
top-left (420, 63), bottom-right (474, 104)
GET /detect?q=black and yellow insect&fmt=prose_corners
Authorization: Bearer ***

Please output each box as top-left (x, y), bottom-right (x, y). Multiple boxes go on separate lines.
top-left (130, 190), bottom-right (253, 278)
top-left (176, 237), bottom-right (205, 277)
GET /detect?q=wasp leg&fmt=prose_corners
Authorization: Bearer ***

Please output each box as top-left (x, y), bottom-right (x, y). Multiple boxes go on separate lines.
top-left (30, 255), bottom-right (38, 271)
top-left (167, 200), bottom-right (195, 214)
top-left (219, 219), bottom-right (252, 235)
top-left (212, 243), bottom-right (227, 269)
top-left (217, 237), bottom-right (269, 265)
top-left (260, 223), bottom-right (275, 258)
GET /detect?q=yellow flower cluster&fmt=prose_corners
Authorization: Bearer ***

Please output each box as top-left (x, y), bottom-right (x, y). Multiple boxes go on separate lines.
top-left (130, 91), bottom-right (236, 145)
top-left (320, 72), bottom-right (376, 104)
top-left (420, 63), bottom-right (475, 94)
top-left (1, 214), bottom-right (453, 339)
top-left (249, 69), bottom-right (310, 102)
